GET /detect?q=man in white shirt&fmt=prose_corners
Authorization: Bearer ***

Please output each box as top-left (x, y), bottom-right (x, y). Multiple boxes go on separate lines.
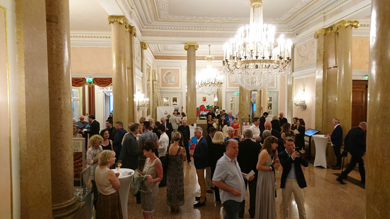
top-left (249, 117), bottom-right (262, 143)
top-left (158, 124), bottom-right (169, 187)
top-left (169, 110), bottom-right (180, 131)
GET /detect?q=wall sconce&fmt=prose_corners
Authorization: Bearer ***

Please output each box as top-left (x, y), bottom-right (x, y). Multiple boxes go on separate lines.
top-left (294, 88), bottom-right (307, 110)
top-left (214, 97), bottom-right (218, 102)
top-left (134, 89), bottom-right (149, 111)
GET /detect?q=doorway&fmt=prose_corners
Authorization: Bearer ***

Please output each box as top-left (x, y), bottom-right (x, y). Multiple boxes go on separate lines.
top-left (352, 80), bottom-right (368, 127)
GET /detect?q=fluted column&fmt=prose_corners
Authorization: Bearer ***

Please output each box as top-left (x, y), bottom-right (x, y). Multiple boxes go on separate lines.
top-left (109, 16), bottom-right (128, 125)
top-left (239, 86), bottom-right (251, 122)
top-left (366, 1), bottom-right (390, 218)
top-left (335, 20), bottom-right (357, 138)
top-left (126, 24), bottom-right (136, 123)
top-left (16, 0), bottom-right (52, 217)
top-left (46, 0), bottom-right (85, 217)
top-left (216, 88), bottom-right (222, 109)
top-left (185, 42), bottom-right (198, 124)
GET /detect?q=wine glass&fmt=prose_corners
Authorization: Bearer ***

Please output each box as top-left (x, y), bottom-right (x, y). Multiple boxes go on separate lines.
top-left (117, 160), bottom-right (122, 170)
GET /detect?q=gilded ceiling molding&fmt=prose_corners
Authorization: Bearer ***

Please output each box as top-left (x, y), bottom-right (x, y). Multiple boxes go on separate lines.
top-left (108, 16), bottom-right (127, 25)
top-left (184, 43), bottom-right (199, 51)
top-left (332, 20), bottom-right (359, 32)
top-left (125, 24), bottom-right (137, 37)
top-left (140, 42), bottom-right (148, 50)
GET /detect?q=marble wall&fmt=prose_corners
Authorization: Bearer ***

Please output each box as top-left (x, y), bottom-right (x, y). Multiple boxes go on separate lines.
top-left (352, 36), bottom-right (369, 70)
top-left (71, 47), bottom-right (112, 75)
top-left (293, 76), bottom-right (316, 129)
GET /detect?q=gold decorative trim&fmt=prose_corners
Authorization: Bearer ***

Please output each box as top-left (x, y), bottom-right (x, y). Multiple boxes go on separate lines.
top-left (332, 20), bottom-right (359, 32)
top-left (140, 42), bottom-right (148, 50)
top-left (108, 15), bottom-right (127, 25)
top-left (250, 0), bottom-right (263, 8)
top-left (0, 4), bottom-right (12, 218)
top-left (314, 27), bottom-right (333, 38)
top-left (184, 42), bottom-right (199, 51)
top-left (125, 24), bottom-right (137, 37)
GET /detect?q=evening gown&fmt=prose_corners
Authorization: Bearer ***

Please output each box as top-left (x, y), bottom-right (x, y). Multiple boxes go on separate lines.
top-left (232, 123), bottom-right (240, 137)
top-left (255, 155), bottom-right (275, 219)
top-left (166, 147), bottom-right (185, 207)
top-left (141, 158), bottom-right (161, 212)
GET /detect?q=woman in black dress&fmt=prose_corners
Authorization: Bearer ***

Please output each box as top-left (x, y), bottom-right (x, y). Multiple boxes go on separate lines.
top-left (209, 131), bottom-right (226, 204)
top-left (100, 129), bottom-right (113, 151)
top-left (294, 118), bottom-right (306, 151)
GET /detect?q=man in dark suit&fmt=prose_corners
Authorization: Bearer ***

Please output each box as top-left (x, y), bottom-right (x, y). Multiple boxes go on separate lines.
top-left (105, 119), bottom-right (116, 141)
top-left (259, 112), bottom-right (268, 132)
top-left (88, 114), bottom-right (100, 138)
top-left (279, 137), bottom-right (308, 219)
top-left (279, 112), bottom-right (288, 127)
top-left (160, 117), bottom-right (172, 141)
top-left (237, 129), bottom-right (261, 218)
top-left (205, 127), bottom-right (217, 194)
top-left (113, 121), bottom-right (127, 160)
top-left (337, 122), bottom-right (367, 184)
top-left (191, 127), bottom-right (209, 207)
top-left (119, 123), bottom-right (143, 170)
top-left (178, 119), bottom-right (191, 162)
top-left (327, 118), bottom-right (343, 170)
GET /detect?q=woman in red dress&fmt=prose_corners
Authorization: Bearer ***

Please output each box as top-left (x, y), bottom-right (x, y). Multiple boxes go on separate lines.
top-left (231, 118), bottom-right (240, 138)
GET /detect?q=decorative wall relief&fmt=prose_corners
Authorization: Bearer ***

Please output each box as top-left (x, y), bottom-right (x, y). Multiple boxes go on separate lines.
top-left (160, 68), bottom-right (180, 88)
top-left (134, 38), bottom-right (141, 69)
top-left (294, 39), bottom-right (316, 69)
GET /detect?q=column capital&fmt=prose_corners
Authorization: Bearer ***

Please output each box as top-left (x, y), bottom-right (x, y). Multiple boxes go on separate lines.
top-left (108, 15), bottom-right (127, 25)
top-left (125, 24), bottom-right (137, 37)
top-left (314, 27), bottom-right (333, 39)
top-left (184, 42), bottom-right (199, 51)
top-left (333, 20), bottom-right (359, 32)
top-left (141, 42), bottom-right (148, 50)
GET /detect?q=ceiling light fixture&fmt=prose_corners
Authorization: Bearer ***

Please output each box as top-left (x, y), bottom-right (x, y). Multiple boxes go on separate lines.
top-left (196, 45), bottom-right (223, 95)
top-left (223, 0), bottom-right (292, 90)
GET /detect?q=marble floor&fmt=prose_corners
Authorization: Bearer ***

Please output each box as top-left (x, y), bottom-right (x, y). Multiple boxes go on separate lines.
top-left (124, 160), bottom-right (366, 219)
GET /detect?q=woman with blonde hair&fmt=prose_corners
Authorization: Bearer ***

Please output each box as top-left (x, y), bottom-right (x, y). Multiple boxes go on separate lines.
top-left (87, 134), bottom-right (104, 209)
top-left (209, 131), bottom-right (226, 204)
top-left (95, 150), bottom-right (122, 219)
top-left (166, 131), bottom-right (186, 212)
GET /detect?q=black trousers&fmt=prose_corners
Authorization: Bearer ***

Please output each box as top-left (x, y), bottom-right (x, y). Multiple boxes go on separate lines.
top-left (159, 156), bottom-right (167, 187)
top-left (91, 180), bottom-right (98, 209)
top-left (333, 145), bottom-right (341, 167)
top-left (184, 143), bottom-right (190, 162)
top-left (239, 176), bottom-right (257, 217)
top-left (210, 166), bottom-right (220, 202)
top-left (340, 154), bottom-right (365, 182)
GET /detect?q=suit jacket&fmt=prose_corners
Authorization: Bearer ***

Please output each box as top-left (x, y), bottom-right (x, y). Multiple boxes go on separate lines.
top-left (344, 127), bottom-right (366, 157)
top-left (271, 120), bottom-right (281, 132)
top-left (260, 116), bottom-right (266, 131)
top-left (193, 137), bottom-right (209, 169)
top-left (113, 128), bottom-right (127, 158)
top-left (331, 125), bottom-right (343, 146)
top-left (119, 132), bottom-right (143, 169)
top-left (237, 139), bottom-right (261, 177)
top-left (178, 125), bottom-right (190, 144)
top-left (279, 117), bottom-right (288, 127)
top-left (205, 135), bottom-right (213, 164)
top-left (89, 120), bottom-right (100, 138)
top-left (107, 127), bottom-right (116, 141)
top-left (279, 150), bottom-right (308, 189)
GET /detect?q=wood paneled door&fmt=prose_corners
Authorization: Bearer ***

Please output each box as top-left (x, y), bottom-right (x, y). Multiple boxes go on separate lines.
top-left (352, 80), bottom-right (368, 127)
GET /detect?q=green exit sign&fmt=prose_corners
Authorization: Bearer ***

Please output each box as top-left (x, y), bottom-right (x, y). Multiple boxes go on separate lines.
top-left (365, 75), bottom-right (369, 80)
top-left (235, 92), bottom-right (239, 95)
top-left (86, 78), bottom-right (93, 83)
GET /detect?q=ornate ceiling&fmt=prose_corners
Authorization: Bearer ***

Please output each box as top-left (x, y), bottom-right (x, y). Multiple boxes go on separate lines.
top-left (70, 0), bottom-right (372, 57)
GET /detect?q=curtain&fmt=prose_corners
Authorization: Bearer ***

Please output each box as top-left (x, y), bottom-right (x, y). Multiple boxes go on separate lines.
top-left (72, 78), bottom-right (86, 87)
top-left (93, 78), bottom-right (112, 87)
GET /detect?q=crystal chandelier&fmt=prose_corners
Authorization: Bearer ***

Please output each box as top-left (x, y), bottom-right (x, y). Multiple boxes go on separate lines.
top-left (134, 90), bottom-right (149, 111)
top-left (223, 0), bottom-right (292, 91)
top-left (196, 45), bottom-right (223, 95)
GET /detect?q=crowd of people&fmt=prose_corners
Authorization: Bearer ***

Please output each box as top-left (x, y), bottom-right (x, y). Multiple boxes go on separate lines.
top-left (74, 109), bottom-right (366, 219)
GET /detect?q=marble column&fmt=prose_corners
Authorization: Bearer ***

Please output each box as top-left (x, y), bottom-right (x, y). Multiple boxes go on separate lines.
top-left (366, 1), bottom-right (390, 218)
top-left (185, 43), bottom-right (198, 125)
top-left (261, 89), bottom-right (267, 116)
top-left (334, 20), bottom-right (358, 138)
top-left (109, 16), bottom-right (128, 125)
top-left (125, 24), bottom-right (136, 123)
top-left (239, 86), bottom-right (251, 123)
top-left (46, 0), bottom-right (86, 217)
top-left (16, 0), bottom-right (52, 217)
top-left (141, 42), bottom-right (148, 118)
top-left (152, 70), bottom-right (161, 121)
top-left (314, 29), bottom-right (326, 133)
top-left (216, 88), bottom-right (222, 109)
top-left (286, 75), bottom-right (293, 122)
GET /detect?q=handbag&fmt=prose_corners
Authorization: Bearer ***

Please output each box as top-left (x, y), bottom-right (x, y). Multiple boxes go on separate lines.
top-left (130, 169), bottom-right (143, 195)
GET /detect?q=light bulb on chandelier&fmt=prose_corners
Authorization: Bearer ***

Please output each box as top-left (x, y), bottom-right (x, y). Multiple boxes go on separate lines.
top-left (223, 0), bottom-right (292, 91)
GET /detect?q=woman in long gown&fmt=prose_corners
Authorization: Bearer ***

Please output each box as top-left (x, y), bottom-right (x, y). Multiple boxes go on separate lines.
top-left (255, 136), bottom-right (280, 219)
top-left (166, 131), bottom-right (186, 212)
top-left (295, 118), bottom-right (306, 151)
top-left (231, 118), bottom-right (240, 137)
